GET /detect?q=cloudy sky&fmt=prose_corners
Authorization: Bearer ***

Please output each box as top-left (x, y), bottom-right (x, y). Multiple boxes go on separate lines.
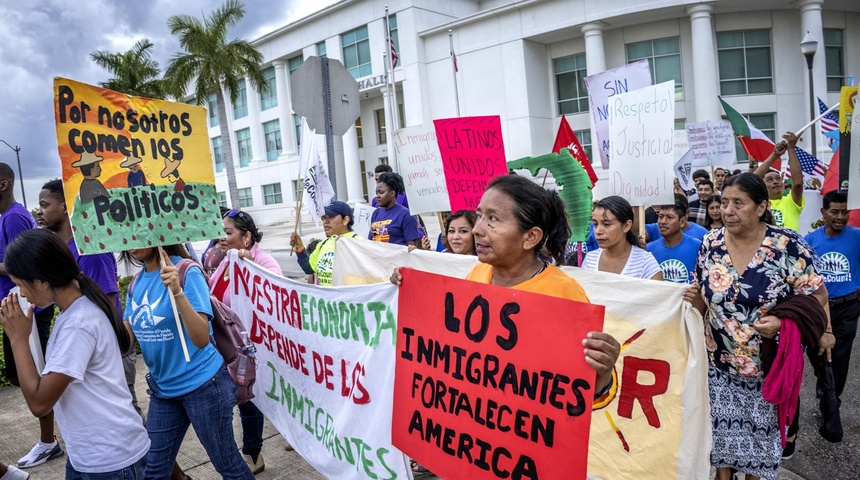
top-left (0, 0), bottom-right (336, 210)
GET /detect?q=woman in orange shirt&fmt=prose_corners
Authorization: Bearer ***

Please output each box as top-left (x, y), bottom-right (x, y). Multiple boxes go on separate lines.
top-left (393, 174), bottom-right (619, 396)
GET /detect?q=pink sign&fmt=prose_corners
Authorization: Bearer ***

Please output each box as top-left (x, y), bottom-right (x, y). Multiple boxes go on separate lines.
top-left (434, 116), bottom-right (507, 212)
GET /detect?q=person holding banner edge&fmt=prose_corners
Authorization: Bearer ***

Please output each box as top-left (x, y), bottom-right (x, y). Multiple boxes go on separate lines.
top-left (210, 208), bottom-right (282, 473)
top-left (121, 246), bottom-right (254, 479)
top-left (291, 201), bottom-right (362, 286)
top-left (392, 174), bottom-right (620, 400)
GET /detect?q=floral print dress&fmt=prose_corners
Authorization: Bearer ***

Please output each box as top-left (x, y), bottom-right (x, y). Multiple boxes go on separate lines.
top-left (694, 225), bottom-right (823, 479)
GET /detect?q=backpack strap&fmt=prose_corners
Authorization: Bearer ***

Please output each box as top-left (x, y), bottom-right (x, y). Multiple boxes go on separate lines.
top-left (175, 258), bottom-right (205, 290)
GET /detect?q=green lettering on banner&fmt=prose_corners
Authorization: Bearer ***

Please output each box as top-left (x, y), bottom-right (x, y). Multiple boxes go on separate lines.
top-left (296, 294), bottom-right (396, 348)
top-left (264, 361), bottom-right (399, 479)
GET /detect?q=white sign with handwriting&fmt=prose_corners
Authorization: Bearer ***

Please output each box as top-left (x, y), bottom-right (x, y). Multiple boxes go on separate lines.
top-left (392, 125), bottom-right (449, 214)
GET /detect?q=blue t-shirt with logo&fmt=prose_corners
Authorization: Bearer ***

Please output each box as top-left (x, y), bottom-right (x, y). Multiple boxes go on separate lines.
top-left (647, 234), bottom-right (702, 284)
top-left (125, 257), bottom-right (219, 398)
top-left (646, 221), bottom-right (708, 244)
top-left (368, 204), bottom-right (422, 246)
top-left (804, 226), bottom-right (860, 298)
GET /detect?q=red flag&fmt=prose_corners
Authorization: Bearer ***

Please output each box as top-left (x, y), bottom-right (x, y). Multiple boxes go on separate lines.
top-left (553, 116), bottom-right (598, 187)
top-left (820, 147), bottom-right (839, 196)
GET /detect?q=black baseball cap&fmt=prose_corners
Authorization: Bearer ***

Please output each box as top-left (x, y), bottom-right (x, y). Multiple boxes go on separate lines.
top-left (324, 200), bottom-right (353, 219)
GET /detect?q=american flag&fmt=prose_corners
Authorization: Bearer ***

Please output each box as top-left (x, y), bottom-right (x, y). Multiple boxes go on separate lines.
top-left (786, 147), bottom-right (827, 182)
top-left (389, 35), bottom-right (398, 68)
top-left (818, 97), bottom-right (840, 151)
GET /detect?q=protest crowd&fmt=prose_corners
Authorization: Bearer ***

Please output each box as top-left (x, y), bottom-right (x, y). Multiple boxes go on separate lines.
top-left (2, 2), bottom-right (860, 480)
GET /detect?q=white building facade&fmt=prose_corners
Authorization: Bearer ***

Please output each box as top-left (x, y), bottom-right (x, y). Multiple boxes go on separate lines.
top-left (208, 0), bottom-right (860, 224)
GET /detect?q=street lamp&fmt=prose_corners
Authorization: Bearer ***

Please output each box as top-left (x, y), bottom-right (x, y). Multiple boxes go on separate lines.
top-left (801, 31), bottom-right (818, 157)
top-left (0, 139), bottom-right (26, 209)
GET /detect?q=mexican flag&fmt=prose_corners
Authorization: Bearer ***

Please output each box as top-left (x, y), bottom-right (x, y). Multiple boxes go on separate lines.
top-left (719, 97), bottom-right (775, 162)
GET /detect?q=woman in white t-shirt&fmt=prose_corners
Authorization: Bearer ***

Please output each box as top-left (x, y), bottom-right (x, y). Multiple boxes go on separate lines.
top-left (0, 229), bottom-right (149, 478)
top-left (584, 196), bottom-right (663, 281)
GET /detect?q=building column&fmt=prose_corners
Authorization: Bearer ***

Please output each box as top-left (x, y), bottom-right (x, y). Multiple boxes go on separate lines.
top-left (581, 23), bottom-right (606, 75)
top-left (799, 0), bottom-right (827, 156)
top-left (342, 125), bottom-right (364, 204)
top-left (246, 81), bottom-right (266, 164)
top-left (687, 3), bottom-right (720, 122)
top-left (272, 60), bottom-right (297, 155)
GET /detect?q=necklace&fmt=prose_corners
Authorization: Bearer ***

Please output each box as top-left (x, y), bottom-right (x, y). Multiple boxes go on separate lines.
top-left (530, 261), bottom-right (548, 279)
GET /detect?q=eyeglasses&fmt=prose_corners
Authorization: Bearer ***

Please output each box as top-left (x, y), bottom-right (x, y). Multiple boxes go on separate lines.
top-left (227, 210), bottom-right (244, 219)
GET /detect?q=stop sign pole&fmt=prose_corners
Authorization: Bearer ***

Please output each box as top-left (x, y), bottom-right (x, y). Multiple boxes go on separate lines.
top-left (290, 56), bottom-right (361, 195)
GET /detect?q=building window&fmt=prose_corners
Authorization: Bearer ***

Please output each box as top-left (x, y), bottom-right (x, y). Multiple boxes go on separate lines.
top-left (262, 183), bottom-right (283, 205)
top-left (342, 26), bottom-right (371, 78)
top-left (238, 187), bottom-right (253, 208)
top-left (236, 128), bottom-right (252, 167)
top-left (260, 67), bottom-right (277, 110)
top-left (825, 29), bottom-right (845, 92)
top-left (208, 94), bottom-right (219, 127)
top-left (317, 41), bottom-right (327, 57)
top-left (263, 120), bottom-right (282, 162)
top-left (233, 79), bottom-right (248, 119)
top-left (356, 117), bottom-right (364, 148)
top-left (717, 30), bottom-right (773, 96)
top-left (217, 192), bottom-right (227, 208)
top-left (388, 15), bottom-right (400, 65)
top-left (375, 108), bottom-right (387, 144)
top-left (553, 53), bottom-right (589, 115)
top-left (288, 55), bottom-right (304, 74)
top-left (360, 160), bottom-right (369, 200)
top-left (626, 37), bottom-right (683, 101)
top-left (573, 129), bottom-right (592, 163)
top-left (732, 113), bottom-right (775, 162)
top-left (212, 136), bottom-right (224, 172)
top-left (294, 115), bottom-right (302, 150)
top-left (292, 180), bottom-right (302, 202)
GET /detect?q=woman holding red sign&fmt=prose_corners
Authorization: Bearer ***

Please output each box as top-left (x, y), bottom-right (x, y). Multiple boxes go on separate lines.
top-left (392, 174), bottom-right (619, 399)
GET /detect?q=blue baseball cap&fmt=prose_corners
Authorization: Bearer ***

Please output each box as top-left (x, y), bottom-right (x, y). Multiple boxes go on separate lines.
top-left (324, 200), bottom-right (353, 219)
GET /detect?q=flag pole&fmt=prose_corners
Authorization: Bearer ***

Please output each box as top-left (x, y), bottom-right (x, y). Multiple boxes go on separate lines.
top-left (448, 30), bottom-right (460, 117)
top-left (291, 120), bottom-right (309, 257)
top-left (385, 5), bottom-right (399, 133)
top-left (795, 102), bottom-right (839, 138)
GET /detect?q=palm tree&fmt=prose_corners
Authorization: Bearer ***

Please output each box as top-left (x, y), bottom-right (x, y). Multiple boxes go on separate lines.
top-left (90, 39), bottom-right (169, 99)
top-left (164, 0), bottom-right (268, 208)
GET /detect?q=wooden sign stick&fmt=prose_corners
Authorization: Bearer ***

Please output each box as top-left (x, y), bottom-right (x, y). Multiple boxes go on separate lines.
top-left (159, 246), bottom-right (191, 363)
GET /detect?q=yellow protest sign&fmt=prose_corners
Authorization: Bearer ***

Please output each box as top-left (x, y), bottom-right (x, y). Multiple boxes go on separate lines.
top-left (53, 78), bottom-right (222, 254)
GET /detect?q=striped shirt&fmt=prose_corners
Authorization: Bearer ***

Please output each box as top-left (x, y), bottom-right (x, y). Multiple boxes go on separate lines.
top-left (583, 246), bottom-right (662, 279)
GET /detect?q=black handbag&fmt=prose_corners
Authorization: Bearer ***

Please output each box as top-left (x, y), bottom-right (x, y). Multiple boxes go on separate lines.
top-left (817, 360), bottom-right (843, 442)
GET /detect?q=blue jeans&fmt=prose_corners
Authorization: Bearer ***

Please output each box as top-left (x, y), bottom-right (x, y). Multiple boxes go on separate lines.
top-left (144, 366), bottom-right (253, 479)
top-left (65, 456), bottom-right (146, 479)
top-left (238, 401), bottom-right (264, 458)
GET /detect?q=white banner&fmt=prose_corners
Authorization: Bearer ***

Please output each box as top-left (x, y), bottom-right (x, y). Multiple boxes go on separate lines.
top-left (673, 129), bottom-right (689, 162)
top-left (301, 119), bottom-right (335, 225)
top-left (392, 126), bottom-right (449, 215)
top-left (674, 149), bottom-right (695, 192)
top-left (331, 238), bottom-right (711, 480)
top-left (685, 120), bottom-right (737, 167)
top-left (608, 81), bottom-right (676, 206)
top-left (227, 250), bottom-right (411, 480)
top-left (584, 60), bottom-right (652, 169)
top-left (798, 189), bottom-right (824, 236)
top-left (849, 107), bottom-right (860, 209)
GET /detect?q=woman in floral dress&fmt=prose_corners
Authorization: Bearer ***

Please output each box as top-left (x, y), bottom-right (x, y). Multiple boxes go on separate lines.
top-left (687, 173), bottom-right (828, 480)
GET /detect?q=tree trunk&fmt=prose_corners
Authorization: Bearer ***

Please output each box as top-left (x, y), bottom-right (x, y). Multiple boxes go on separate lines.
top-left (216, 89), bottom-right (240, 208)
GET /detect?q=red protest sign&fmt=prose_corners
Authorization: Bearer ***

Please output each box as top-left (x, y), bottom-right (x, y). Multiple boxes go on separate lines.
top-left (434, 116), bottom-right (507, 212)
top-left (392, 269), bottom-right (604, 480)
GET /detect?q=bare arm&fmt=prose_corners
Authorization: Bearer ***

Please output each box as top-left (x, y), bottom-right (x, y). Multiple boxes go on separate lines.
top-left (753, 141), bottom-right (788, 178)
top-left (784, 132), bottom-right (803, 204)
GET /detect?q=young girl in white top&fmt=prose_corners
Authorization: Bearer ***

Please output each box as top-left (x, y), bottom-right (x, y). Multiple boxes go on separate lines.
top-left (0, 229), bottom-right (149, 478)
top-left (584, 196), bottom-right (663, 281)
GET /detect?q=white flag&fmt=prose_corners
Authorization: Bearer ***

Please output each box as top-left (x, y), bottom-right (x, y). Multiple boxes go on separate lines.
top-left (674, 148), bottom-right (694, 192)
top-left (300, 119), bottom-right (335, 226)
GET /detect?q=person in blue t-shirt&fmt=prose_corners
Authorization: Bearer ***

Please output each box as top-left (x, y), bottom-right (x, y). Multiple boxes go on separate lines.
top-left (369, 172), bottom-right (422, 247)
top-left (804, 190), bottom-right (860, 439)
top-left (646, 196), bottom-right (702, 284)
top-left (644, 202), bottom-right (708, 243)
top-left (122, 245), bottom-right (253, 479)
